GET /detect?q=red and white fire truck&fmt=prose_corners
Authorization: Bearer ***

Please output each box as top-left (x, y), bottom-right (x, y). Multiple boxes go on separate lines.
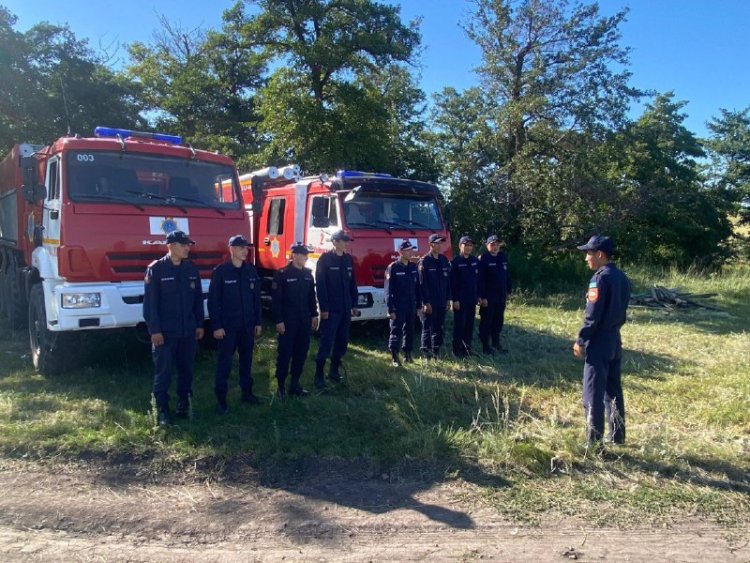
top-left (240, 167), bottom-right (452, 321)
top-left (0, 127), bottom-right (249, 373)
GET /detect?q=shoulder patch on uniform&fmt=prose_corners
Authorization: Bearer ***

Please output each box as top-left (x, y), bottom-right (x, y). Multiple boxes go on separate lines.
top-left (589, 281), bottom-right (598, 288)
top-left (587, 287), bottom-right (599, 302)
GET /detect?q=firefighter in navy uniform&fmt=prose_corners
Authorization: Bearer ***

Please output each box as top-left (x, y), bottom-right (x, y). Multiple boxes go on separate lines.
top-left (273, 243), bottom-right (320, 399)
top-left (314, 229), bottom-right (359, 389)
top-left (143, 230), bottom-right (205, 426)
top-left (385, 240), bottom-right (422, 366)
top-left (573, 235), bottom-right (631, 446)
top-left (478, 235), bottom-right (512, 355)
top-left (208, 235), bottom-right (262, 415)
top-left (450, 235), bottom-right (480, 357)
top-left (417, 233), bottom-right (451, 358)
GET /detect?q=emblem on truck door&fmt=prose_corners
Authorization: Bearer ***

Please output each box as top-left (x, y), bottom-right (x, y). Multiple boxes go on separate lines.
top-left (271, 238), bottom-right (280, 258)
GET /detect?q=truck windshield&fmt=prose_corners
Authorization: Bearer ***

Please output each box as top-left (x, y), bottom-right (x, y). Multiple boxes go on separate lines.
top-left (343, 193), bottom-right (443, 231)
top-left (65, 151), bottom-right (241, 210)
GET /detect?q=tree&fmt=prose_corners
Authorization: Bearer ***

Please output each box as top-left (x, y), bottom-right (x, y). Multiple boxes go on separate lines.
top-left (438, 0), bottom-right (641, 247)
top-left (126, 5), bottom-right (267, 160)
top-left (241, 0), bottom-right (425, 172)
top-left (607, 94), bottom-right (732, 266)
top-left (0, 7), bottom-right (143, 153)
top-left (705, 107), bottom-right (750, 223)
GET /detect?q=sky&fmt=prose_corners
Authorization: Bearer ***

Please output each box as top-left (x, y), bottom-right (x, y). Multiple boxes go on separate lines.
top-left (4, 0), bottom-right (749, 138)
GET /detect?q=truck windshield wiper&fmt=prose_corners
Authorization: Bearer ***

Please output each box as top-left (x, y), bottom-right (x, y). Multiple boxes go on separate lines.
top-left (404, 219), bottom-right (436, 230)
top-left (379, 220), bottom-right (416, 235)
top-left (346, 221), bottom-right (392, 234)
top-left (127, 190), bottom-right (188, 214)
top-left (168, 194), bottom-right (226, 216)
top-left (74, 193), bottom-right (144, 212)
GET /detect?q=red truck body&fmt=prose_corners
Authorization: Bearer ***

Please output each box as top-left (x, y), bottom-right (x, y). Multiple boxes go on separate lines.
top-left (240, 168), bottom-right (452, 320)
top-left (0, 128), bottom-right (248, 372)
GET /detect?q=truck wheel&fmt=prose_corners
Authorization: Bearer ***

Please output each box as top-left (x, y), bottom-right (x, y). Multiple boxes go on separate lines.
top-left (3, 253), bottom-right (28, 329)
top-left (28, 284), bottom-right (65, 374)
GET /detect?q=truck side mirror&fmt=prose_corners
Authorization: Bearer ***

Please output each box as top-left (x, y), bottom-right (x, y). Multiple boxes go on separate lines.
top-left (22, 183), bottom-right (47, 202)
top-left (20, 156), bottom-right (47, 202)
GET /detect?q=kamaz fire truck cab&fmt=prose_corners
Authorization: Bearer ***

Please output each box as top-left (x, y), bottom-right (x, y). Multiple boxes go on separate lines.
top-left (241, 168), bottom-right (451, 321)
top-left (0, 127), bottom-right (248, 373)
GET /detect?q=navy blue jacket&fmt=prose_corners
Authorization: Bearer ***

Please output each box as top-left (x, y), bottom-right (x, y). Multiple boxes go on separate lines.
top-left (208, 261), bottom-right (262, 332)
top-left (576, 263), bottom-right (631, 346)
top-left (418, 253), bottom-right (451, 307)
top-left (450, 254), bottom-right (480, 305)
top-left (385, 260), bottom-right (422, 314)
top-left (478, 251), bottom-right (512, 304)
top-left (315, 250), bottom-right (358, 313)
top-left (143, 255), bottom-right (204, 338)
top-left (272, 263), bottom-right (319, 324)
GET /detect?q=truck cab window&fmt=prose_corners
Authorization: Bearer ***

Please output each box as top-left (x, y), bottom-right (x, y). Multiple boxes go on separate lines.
top-left (268, 198), bottom-right (286, 235)
top-left (47, 160), bottom-right (59, 200)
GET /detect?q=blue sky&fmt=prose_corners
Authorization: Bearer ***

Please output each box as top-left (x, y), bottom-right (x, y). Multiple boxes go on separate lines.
top-left (5, 0), bottom-right (749, 137)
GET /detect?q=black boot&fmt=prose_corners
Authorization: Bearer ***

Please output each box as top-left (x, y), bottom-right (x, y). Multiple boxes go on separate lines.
top-left (157, 407), bottom-right (171, 427)
top-left (403, 351), bottom-right (413, 363)
top-left (276, 377), bottom-right (287, 401)
top-left (391, 352), bottom-right (401, 367)
top-left (215, 394), bottom-right (228, 415)
top-left (329, 359), bottom-right (343, 383)
top-left (314, 361), bottom-right (327, 389)
top-left (175, 396), bottom-right (191, 419)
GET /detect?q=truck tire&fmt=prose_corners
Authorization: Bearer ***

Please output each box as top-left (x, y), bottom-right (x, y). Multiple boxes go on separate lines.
top-left (28, 284), bottom-right (65, 374)
top-left (2, 252), bottom-right (28, 329)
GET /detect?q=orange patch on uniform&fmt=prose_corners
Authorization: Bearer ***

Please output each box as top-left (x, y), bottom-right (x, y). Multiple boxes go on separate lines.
top-left (587, 288), bottom-right (599, 302)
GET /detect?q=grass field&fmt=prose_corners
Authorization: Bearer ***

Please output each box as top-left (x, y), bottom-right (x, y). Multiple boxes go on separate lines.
top-left (0, 265), bottom-right (748, 527)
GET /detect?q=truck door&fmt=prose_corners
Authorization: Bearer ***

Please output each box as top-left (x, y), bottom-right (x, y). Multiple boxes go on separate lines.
top-left (43, 157), bottom-right (62, 249)
top-left (307, 195), bottom-right (339, 249)
top-left (258, 195), bottom-right (289, 271)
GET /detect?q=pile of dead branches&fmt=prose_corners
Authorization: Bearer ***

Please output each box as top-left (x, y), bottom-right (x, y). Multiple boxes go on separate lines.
top-left (629, 285), bottom-right (721, 311)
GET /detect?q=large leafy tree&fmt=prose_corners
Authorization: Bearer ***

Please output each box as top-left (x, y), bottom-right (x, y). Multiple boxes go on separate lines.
top-left (437, 0), bottom-right (641, 247)
top-left (0, 7), bottom-right (143, 153)
top-left (240, 0), bottom-right (426, 173)
top-left (126, 5), bottom-right (267, 160)
top-left (705, 107), bottom-right (750, 223)
top-left (607, 94), bottom-right (732, 266)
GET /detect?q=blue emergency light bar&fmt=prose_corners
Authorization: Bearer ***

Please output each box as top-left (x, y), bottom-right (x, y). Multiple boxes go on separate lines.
top-left (94, 126), bottom-right (183, 145)
top-left (337, 170), bottom-right (393, 179)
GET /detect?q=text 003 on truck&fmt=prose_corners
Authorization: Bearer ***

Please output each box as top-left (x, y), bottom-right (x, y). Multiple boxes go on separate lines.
top-left (239, 167), bottom-right (451, 321)
top-left (0, 127), bottom-right (249, 373)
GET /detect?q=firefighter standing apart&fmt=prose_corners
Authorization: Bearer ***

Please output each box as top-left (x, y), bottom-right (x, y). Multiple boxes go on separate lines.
top-left (314, 230), bottom-right (359, 388)
top-left (273, 243), bottom-right (320, 399)
top-left (418, 233), bottom-right (451, 358)
top-left (208, 235), bottom-right (262, 415)
top-left (143, 230), bottom-right (205, 426)
top-left (573, 235), bottom-right (631, 446)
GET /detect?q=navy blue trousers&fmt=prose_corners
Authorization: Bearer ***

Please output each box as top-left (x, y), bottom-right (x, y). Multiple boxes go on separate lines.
top-left (152, 336), bottom-right (196, 410)
top-left (214, 327), bottom-right (255, 398)
top-left (479, 300), bottom-right (506, 348)
top-left (389, 310), bottom-right (416, 354)
top-left (276, 320), bottom-right (311, 390)
top-left (316, 311), bottom-right (351, 365)
top-left (452, 303), bottom-right (476, 355)
top-left (583, 335), bottom-right (626, 443)
top-left (419, 306), bottom-right (447, 354)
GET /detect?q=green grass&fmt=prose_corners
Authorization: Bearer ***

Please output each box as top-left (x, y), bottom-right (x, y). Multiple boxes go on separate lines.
top-left (0, 265), bottom-right (748, 527)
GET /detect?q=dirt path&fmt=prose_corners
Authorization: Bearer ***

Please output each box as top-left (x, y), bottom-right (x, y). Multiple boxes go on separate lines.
top-left (0, 461), bottom-right (747, 562)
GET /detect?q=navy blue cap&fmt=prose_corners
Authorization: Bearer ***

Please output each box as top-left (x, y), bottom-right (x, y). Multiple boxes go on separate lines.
top-left (165, 230), bottom-right (195, 245)
top-left (228, 234), bottom-right (250, 247)
top-left (399, 240), bottom-right (415, 251)
top-left (428, 233), bottom-right (446, 244)
top-left (290, 242), bottom-right (310, 255)
top-left (330, 229), bottom-right (352, 242)
top-left (459, 235), bottom-right (474, 245)
top-left (577, 235), bottom-right (614, 254)
top-left (486, 234), bottom-right (499, 244)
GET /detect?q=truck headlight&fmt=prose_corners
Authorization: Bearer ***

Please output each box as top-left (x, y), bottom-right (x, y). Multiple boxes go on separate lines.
top-left (61, 293), bottom-right (101, 309)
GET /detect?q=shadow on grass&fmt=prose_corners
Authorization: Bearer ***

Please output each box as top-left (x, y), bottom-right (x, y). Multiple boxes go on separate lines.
top-left (0, 308), bottom-right (692, 532)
